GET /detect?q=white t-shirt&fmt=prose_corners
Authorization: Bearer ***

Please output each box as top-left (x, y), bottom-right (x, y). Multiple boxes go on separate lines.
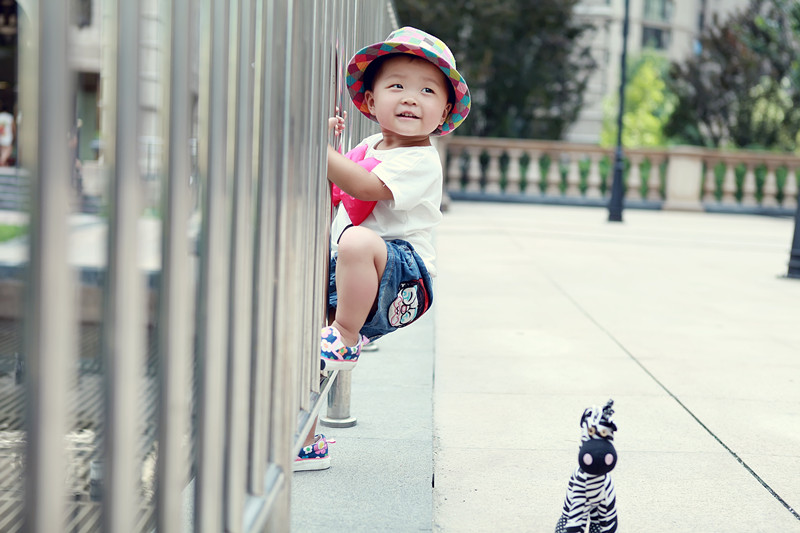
top-left (330, 133), bottom-right (443, 277)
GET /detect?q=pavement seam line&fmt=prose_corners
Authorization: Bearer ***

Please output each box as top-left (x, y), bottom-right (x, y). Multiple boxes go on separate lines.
top-left (545, 274), bottom-right (800, 522)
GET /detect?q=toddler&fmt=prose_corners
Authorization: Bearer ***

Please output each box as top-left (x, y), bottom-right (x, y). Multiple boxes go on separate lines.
top-left (294, 26), bottom-right (470, 472)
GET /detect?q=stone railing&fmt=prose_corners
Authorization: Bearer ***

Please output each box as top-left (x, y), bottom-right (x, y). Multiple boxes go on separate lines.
top-left (438, 137), bottom-right (800, 214)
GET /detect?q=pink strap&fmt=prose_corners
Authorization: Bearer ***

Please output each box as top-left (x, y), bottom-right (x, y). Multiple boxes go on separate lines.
top-left (331, 143), bottom-right (382, 225)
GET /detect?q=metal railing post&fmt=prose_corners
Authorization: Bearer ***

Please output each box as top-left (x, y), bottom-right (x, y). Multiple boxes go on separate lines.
top-left (102, 0), bottom-right (147, 529)
top-left (195, 0), bottom-right (232, 530)
top-left (155, 0), bottom-right (194, 531)
top-left (21, 1), bottom-right (76, 531)
top-left (321, 370), bottom-right (357, 427)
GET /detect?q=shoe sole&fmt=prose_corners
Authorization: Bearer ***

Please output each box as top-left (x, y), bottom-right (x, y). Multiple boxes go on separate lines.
top-left (293, 456), bottom-right (331, 472)
top-left (321, 358), bottom-right (358, 371)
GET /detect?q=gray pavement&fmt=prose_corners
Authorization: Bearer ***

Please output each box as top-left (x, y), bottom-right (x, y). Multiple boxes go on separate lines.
top-left (293, 202), bottom-right (800, 532)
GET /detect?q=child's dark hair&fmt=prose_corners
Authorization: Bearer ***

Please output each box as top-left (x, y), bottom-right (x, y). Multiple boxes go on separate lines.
top-left (363, 54), bottom-right (456, 107)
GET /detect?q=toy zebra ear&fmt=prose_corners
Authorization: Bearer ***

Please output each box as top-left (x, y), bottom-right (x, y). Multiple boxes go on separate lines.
top-left (601, 399), bottom-right (617, 432)
top-left (602, 399), bottom-right (615, 414)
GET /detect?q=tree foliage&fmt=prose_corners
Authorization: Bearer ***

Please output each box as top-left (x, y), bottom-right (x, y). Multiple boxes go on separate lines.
top-left (601, 52), bottom-right (675, 148)
top-left (394, 0), bottom-right (597, 139)
top-left (665, 0), bottom-right (800, 150)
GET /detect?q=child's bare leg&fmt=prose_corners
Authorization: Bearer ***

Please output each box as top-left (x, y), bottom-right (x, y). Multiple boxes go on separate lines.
top-left (331, 226), bottom-right (387, 346)
top-left (303, 419), bottom-right (317, 447)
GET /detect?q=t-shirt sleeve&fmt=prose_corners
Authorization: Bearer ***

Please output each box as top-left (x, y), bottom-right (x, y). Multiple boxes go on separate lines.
top-left (371, 150), bottom-right (442, 211)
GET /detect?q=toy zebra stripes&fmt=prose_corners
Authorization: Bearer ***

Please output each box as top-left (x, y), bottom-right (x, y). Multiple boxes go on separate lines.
top-left (555, 399), bottom-right (618, 533)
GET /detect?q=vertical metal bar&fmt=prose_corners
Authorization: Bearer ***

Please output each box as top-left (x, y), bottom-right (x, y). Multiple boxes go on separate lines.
top-left (344, 0), bottom-right (357, 149)
top-left (312, 0), bottom-right (335, 389)
top-left (248, 0), bottom-right (271, 493)
top-left (102, 0), bottom-right (146, 529)
top-left (22, 1), bottom-right (74, 531)
top-left (248, 0), bottom-right (282, 494)
top-left (195, 0), bottom-right (231, 530)
top-left (225, 0), bottom-right (257, 528)
top-left (306, 0), bottom-right (322, 395)
top-left (266, 0), bottom-right (297, 530)
top-left (292, 0), bottom-right (310, 415)
top-left (156, 0), bottom-right (194, 530)
top-left (297, 0), bottom-right (316, 412)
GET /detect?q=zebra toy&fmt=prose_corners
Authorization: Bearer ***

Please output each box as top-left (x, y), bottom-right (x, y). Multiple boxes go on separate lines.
top-left (555, 399), bottom-right (618, 533)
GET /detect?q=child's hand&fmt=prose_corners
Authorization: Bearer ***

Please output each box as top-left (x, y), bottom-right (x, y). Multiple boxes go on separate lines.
top-left (328, 108), bottom-right (346, 136)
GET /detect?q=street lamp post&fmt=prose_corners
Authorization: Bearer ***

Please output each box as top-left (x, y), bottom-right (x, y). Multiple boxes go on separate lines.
top-left (788, 189), bottom-right (800, 278)
top-left (608, 0), bottom-right (630, 222)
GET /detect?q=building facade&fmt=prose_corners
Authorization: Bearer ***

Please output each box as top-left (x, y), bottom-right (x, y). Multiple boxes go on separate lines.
top-left (568, 0), bottom-right (751, 144)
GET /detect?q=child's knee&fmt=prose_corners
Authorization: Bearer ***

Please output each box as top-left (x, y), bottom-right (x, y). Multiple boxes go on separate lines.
top-left (337, 226), bottom-right (382, 257)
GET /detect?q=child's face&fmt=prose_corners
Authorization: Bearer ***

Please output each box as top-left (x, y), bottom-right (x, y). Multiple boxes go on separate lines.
top-left (364, 55), bottom-right (453, 141)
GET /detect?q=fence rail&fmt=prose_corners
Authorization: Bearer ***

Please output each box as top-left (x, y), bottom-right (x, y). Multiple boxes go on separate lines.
top-left (440, 136), bottom-right (800, 215)
top-left (1, 0), bottom-right (394, 531)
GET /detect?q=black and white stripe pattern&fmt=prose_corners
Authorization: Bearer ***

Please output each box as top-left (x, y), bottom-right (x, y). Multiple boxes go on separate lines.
top-left (554, 400), bottom-right (618, 533)
top-left (555, 467), bottom-right (617, 533)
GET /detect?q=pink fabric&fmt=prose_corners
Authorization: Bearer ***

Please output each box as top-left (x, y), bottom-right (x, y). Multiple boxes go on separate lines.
top-left (331, 143), bottom-right (382, 225)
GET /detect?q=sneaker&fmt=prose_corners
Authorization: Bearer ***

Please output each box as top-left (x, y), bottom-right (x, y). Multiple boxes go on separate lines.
top-left (320, 326), bottom-right (361, 371)
top-left (293, 434), bottom-right (332, 472)
top-left (361, 336), bottom-right (378, 352)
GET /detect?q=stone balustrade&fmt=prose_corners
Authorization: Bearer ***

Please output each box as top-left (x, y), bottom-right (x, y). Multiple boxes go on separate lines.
top-left (438, 136), bottom-right (800, 215)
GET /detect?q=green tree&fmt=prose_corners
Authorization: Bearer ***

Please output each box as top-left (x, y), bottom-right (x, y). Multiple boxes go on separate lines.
top-left (601, 51), bottom-right (675, 148)
top-left (665, 0), bottom-right (800, 150)
top-left (394, 0), bottom-right (597, 139)
top-left (739, 0), bottom-right (800, 149)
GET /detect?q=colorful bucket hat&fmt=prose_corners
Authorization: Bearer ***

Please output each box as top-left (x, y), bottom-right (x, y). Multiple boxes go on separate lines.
top-left (346, 26), bottom-right (471, 136)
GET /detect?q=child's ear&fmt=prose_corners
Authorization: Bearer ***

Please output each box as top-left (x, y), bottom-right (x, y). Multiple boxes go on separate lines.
top-left (364, 91), bottom-right (376, 114)
top-left (439, 102), bottom-right (453, 125)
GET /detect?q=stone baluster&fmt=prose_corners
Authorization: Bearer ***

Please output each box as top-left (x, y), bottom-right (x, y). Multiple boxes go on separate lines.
top-left (446, 148), bottom-right (463, 192)
top-left (464, 147), bottom-right (483, 193)
top-left (646, 157), bottom-right (663, 201)
top-left (761, 165), bottom-right (779, 207)
top-left (545, 154), bottom-right (562, 196)
top-left (663, 146), bottom-right (705, 211)
top-left (484, 148), bottom-right (503, 194)
top-left (505, 148), bottom-right (523, 195)
top-left (526, 151), bottom-right (542, 195)
top-left (626, 154), bottom-right (642, 201)
top-left (702, 159), bottom-right (717, 203)
top-left (565, 153), bottom-right (581, 197)
top-left (585, 154), bottom-right (603, 198)
top-left (720, 162), bottom-right (737, 205)
top-left (741, 163), bottom-right (757, 206)
top-left (783, 168), bottom-right (798, 209)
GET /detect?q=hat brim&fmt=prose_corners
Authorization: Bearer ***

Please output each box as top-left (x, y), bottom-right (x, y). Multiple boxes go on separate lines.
top-left (346, 42), bottom-right (471, 136)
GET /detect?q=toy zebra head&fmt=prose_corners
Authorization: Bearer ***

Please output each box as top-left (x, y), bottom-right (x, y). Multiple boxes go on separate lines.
top-left (577, 399), bottom-right (617, 476)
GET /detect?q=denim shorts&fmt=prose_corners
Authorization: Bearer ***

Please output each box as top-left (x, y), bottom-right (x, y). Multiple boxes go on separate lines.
top-left (328, 238), bottom-right (434, 342)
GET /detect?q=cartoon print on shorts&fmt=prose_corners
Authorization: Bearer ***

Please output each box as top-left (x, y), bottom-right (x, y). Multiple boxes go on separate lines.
top-left (388, 279), bottom-right (429, 327)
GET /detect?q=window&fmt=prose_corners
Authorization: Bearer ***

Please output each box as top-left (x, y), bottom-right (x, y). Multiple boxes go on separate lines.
top-left (642, 26), bottom-right (671, 50)
top-left (643, 0), bottom-right (673, 22)
top-left (73, 0), bottom-right (92, 28)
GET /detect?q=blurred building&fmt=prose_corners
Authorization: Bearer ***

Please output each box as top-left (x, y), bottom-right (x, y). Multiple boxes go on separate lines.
top-left (0, 0), bottom-right (195, 204)
top-left (568, 0), bottom-right (751, 144)
top-left (1, 0), bottom-right (171, 160)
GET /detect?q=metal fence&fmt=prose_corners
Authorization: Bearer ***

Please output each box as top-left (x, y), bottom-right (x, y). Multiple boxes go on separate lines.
top-left (3, 0), bottom-right (395, 531)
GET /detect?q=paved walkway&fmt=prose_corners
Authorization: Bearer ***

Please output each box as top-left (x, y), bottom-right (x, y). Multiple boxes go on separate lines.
top-left (294, 202), bottom-right (800, 532)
